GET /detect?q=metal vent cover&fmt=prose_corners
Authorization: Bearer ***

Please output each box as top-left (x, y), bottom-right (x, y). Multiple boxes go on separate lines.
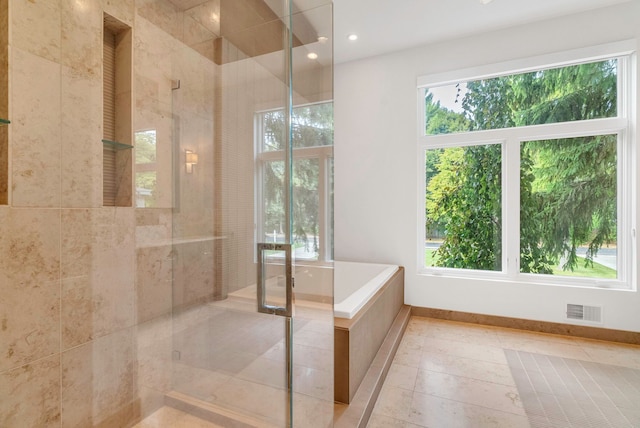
top-left (566, 303), bottom-right (602, 323)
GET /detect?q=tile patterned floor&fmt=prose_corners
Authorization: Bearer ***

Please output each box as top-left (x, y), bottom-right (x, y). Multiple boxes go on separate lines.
top-left (368, 316), bottom-right (640, 428)
top-left (165, 296), bottom-right (334, 427)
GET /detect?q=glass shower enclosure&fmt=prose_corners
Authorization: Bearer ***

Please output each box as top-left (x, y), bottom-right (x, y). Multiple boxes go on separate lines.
top-left (136, 0), bottom-right (333, 426)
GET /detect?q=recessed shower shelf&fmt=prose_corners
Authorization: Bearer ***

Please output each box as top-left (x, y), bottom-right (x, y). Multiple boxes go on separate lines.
top-left (102, 139), bottom-right (133, 150)
top-left (0, 118), bottom-right (10, 125)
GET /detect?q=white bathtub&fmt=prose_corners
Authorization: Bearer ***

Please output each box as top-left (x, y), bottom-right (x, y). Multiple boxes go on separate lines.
top-left (292, 261), bottom-right (399, 319)
top-left (333, 261), bottom-right (399, 319)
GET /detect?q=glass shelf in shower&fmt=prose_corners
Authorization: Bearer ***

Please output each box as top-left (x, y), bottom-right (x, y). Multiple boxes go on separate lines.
top-left (0, 118), bottom-right (10, 125)
top-left (102, 139), bottom-right (133, 150)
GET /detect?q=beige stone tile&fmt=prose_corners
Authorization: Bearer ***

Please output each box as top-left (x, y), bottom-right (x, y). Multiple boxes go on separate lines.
top-left (397, 333), bottom-right (426, 353)
top-left (10, 0), bottom-right (61, 62)
top-left (0, 208), bottom-right (60, 371)
top-left (184, 0), bottom-right (220, 37)
top-left (0, 355), bottom-right (61, 427)
top-left (293, 364), bottom-right (333, 400)
top-left (414, 370), bottom-right (525, 416)
top-left (172, 240), bottom-right (215, 308)
top-left (61, 208), bottom-right (135, 348)
top-left (214, 377), bottom-right (287, 424)
top-left (419, 351), bottom-right (516, 387)
top-left (580, 341), bottom-right (640, 369)
top-left (292, 343), bottom-right (334, 371)
top-left (392, 340), bottom-right (423, 368)
top-left (293, 392), bottom-right (334, 428)
top-left (61, 328), bottom-right (135, 427)
top-left (61, 66), bottom-right (103, 208)
top-left (135, 208), bottom-right (173, 246)
top-left (422, 336), bottom-right (508, 365)
top-left (425, 319), bottom-right (503, 347)
top-left (497, 328), bottom-right (581, 348)
top-left (293, 326), bottom-right (333, 350)
top-left (104, 0), bottom-right (135, 27)
top-left (499, 334), bottom-right (593, 361)
top-left (136, 245), bottom-right (173, 323)
top-left (372, 385), bottom-right (413, 422)
top-left (367, 414), bottom-right (422, 428)
top-left (237, 356), bottom-right (286, 389)
top-left (407, 391), bottom-right (531, 428)
top-left (134, 16), bottom-right (176, 108)
top-left (61, 0), bottom-right (102, 78)
top-left (384, 363), bottom-right (419, 391)
top-left (136, 0), bottom-right (184, 43)
top-left (136, 315), bottom-right (173, 396)
top-left (10, 48), bottom-right (61, 207)
top-left (171, 363), bottom-right (232, 403)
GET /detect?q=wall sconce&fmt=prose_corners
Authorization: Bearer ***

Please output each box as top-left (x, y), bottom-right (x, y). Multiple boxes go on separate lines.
top-left (185, 150), bottom-right (198, 173)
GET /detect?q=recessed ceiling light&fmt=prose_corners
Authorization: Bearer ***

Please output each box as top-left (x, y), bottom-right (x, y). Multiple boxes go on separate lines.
top-left (479, 0), bottom-right (493, 4)
top-left (307, 52), bottom-right (318, 60)
top-left (347, 34), bottom-right (358, 41)
top-left (317, 36), bottom-right (329, 43)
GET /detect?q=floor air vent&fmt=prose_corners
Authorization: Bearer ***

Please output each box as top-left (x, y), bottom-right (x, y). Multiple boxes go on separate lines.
top-left (566, 304), bottom-right (602, 323)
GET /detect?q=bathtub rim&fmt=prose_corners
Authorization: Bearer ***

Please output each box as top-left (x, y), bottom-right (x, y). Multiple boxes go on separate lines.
top-left (334, 262), bottom-right (400, 319)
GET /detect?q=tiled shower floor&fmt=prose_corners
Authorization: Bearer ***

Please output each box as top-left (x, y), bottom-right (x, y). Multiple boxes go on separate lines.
top-left (148, 294), bottom-right (334, 427)
top-left (368, 317), bottom-right (640, 428)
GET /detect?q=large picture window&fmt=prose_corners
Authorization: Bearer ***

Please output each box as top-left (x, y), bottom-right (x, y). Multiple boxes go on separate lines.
top-left (419, 43), bottom-right (635, 288)
top-left (256, 102), bottom-right (334, 262)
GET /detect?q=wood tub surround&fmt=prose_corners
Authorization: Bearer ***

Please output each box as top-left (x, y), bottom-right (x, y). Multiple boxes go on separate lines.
top-left (334, 266), bottom-right (405, 404)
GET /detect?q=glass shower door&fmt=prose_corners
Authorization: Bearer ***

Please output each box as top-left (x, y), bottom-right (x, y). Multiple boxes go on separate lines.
top-left (166, 1), bottom-right (333, 427)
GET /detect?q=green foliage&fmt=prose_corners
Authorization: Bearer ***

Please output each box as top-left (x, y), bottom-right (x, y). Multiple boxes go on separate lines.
top-left (135, 130), bottom-right (158, 207)
top-left (262, 104), bottom-right (333, 254)
top-left (425, 60), bottom-right (618, 275)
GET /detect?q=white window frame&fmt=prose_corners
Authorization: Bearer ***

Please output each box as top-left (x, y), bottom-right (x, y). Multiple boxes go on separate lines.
top-left (255, 103), bottom-right (334, 264)
top-left (417, 40), bottom-right (637, 290)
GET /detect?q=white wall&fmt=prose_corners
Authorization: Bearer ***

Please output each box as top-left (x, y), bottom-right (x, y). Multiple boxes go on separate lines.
top-left (334, 2), bottom-right (640, 332)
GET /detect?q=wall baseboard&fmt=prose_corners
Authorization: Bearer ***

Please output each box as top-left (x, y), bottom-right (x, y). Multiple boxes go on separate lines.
top-left (411, 307), bottom-right (640, 345)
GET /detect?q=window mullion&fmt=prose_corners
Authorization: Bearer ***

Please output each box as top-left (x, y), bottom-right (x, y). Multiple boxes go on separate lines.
top-left (503, 138), bottom-right (521, 278)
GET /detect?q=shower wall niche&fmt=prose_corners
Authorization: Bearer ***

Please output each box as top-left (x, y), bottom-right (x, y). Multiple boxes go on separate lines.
top-left (103, 13), bottom-right (133, 207)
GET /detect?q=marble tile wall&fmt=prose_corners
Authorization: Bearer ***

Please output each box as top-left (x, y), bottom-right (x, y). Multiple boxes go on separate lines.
top-left (0, 0), bottom-right (221, 425)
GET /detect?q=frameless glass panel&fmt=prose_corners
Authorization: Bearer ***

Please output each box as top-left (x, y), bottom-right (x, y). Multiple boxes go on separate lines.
top-left (520, 135), bottom-right (618, 278)
top-left (290, 3), bottom-right (334, 427)
top-left (425, 59), bottom-right (618, 135)
top-left (258, 102), bottom-right (334, 262)
top-left (425, 144), bottom-right (502, 271)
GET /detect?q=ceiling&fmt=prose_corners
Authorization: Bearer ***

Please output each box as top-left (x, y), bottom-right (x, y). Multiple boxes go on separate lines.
top-left (333, 0), bottom-right (631, 64)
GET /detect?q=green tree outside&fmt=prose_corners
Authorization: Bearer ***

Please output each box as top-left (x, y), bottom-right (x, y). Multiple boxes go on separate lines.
top-left (425, 60), bottom-right (618, 276)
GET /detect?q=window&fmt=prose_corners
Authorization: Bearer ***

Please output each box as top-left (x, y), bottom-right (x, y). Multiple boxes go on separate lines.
top-left (419, 43), bottom-right (635, 289)
top-left (256, 102), bottom-right (334, 262)
top-left (135, 129), bottom-right (158, 208)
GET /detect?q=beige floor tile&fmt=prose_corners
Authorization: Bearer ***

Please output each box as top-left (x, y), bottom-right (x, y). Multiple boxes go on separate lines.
top-left (422, 336), bottom-right (508, 365)
top-left (419, 351), bottom-right (516, 387)
top-left (580, 341), bottom-right (640, 369)
top-left (414, 370), bottom-right (525, 416)
top-left (377, 317), bottom-right (639, 428)
top-left (384, 364), bottom-right (419, 391)
top-left (372, 385), bottom-right (414, 421)
top-left (407, 391), bottom-right (531, 428)
top-left (367, 413), bottom-right (422, 427)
